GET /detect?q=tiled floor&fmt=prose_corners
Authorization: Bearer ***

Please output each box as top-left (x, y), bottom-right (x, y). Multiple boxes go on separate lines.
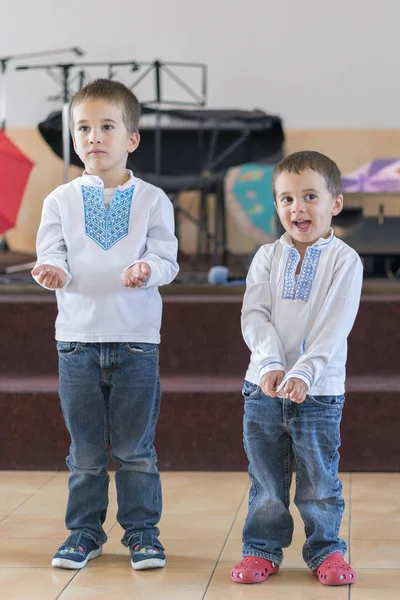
top-left (0, 471), bottom-right (399, 599)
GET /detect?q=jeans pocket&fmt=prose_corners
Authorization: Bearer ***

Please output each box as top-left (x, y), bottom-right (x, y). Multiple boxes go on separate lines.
top-left (242, 380), bottom-right (262, 400)
top-left (307, 394), bottom-right (345, 408)
top-left (124, 342), bottom-right (158, 355)
top-left (57, 341), bottom-right (81, 356)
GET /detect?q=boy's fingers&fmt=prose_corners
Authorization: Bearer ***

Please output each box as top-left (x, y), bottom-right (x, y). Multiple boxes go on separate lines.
top-left (284, 382), bottom-right (293, 394)
top-left (32, 264), bottom-right (48, 276)
top-left (47, 274), bottom-right (57, 288)
top-left (52, 273), bottom-right (62, 288)
top-left (42, 273), bottom-right (52, 287)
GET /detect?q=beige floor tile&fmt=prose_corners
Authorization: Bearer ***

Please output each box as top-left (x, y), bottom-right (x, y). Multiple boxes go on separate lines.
top-left (351, 539), bottom-right (400, 569)
top-left (0, 514), bottom-right (67, 539)
top-left (218, 537), bottom-right (243, 565)
top-left (159, 513), bottom-right (236, 540)
top-left (351, 474), bottom-right (400, 502)
top-left (160, 471), bottom-right (249, 486)
top-left (0, 568), bottom-right (74, 600)
top-left (0, 472), bottom-right (59, 512)
top-left (350, 509), bottom-right (400, 540)
top-left (350, 569), bottom-right (400, 599)
top-left (11, 492), bottom-right (68, 517)
top-left (0, 512), bottom-right (117, 539)
top-left (206, 566), bottom-right (350, 599)
top-left (0, 492), bottom-right (42, 512)
top-left (161, 472), bottom-right (249, 514)
top-left (0, 537), bottom-right (66, 568)
top-left (0, 476), bottom-right (59, 512)
top-left (59, 566), bottom-right (211, 599)
top-left (0, 471), bottom-right (56, 491)
top-left (0, 511), bottom-right (10, 522)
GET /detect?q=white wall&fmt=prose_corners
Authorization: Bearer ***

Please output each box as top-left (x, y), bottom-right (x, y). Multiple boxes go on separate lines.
top-left (0, 0), bottom-right (399, 129)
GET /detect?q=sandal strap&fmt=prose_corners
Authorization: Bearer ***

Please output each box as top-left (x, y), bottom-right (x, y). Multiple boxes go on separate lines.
top-left (128, 532), bottom-right (164, 551)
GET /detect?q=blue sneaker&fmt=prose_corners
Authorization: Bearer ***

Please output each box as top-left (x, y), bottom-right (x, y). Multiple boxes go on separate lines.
top-left (129, 532), bottom-right (166, 570)
top-left (52, 532), bottom-right (102, 569)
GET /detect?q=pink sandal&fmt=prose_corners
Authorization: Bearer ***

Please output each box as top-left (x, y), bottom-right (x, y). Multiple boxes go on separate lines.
top-left (231, 556), bottom-right (279, 584)
top-left (314, 552), bottom-right (356, 585)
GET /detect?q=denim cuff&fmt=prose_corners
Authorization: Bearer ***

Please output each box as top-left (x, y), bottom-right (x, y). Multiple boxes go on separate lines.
top-left (242, 545), bottom-right (282, 566)
top-left (306, 547), bottom-right (347, 571)
top-left (71, 529), bottom-right (107, 548)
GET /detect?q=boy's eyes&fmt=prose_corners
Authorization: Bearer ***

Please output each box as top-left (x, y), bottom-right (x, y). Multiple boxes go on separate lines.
top-left (280, 194), bottom-right (317, 203)
top-left (77, 125), bottom-right (114, 132)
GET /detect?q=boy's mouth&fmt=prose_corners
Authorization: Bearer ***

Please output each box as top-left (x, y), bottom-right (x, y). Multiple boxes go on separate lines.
top-left (293, 219), bottom-right (311, 232)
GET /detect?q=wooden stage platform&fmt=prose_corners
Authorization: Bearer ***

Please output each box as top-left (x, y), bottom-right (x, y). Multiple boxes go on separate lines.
top-left (0, 267), bottom-right (399, 472)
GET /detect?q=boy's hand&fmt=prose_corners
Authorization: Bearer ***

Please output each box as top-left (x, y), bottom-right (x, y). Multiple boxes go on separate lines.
top-left (122, 262), bottom-right (151, 288)
top-left (260, 370), bottom-right (285, 397)
top-left (31, 264), bottom-right (66, 289)
top-left (283, 378), bottom-right (308, 403)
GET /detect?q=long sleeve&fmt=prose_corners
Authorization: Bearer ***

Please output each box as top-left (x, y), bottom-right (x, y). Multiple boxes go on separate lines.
top-left (241, 246), bottom-right (286, 379)
top-left (279, 252), bottom-right (363, 391)
top-left (124, 191), bottom-right (179, 288)
top-left (33, 195), bottom-right (72, 290)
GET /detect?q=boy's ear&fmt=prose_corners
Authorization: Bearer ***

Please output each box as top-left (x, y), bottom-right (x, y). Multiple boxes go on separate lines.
top-left (332, 194), bottom-right (343, 216)
top-left (128, 132), bottom-right (140, 153)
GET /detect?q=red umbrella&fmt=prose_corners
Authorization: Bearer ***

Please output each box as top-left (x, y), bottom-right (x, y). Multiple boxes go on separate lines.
top-left (0, 131), bottom-right (34, 234)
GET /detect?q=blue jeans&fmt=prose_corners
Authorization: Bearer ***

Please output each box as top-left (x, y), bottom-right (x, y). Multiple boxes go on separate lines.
top-left (57, 341), bottom-right (162, 548)
top-left (242, 380), bottom-right (347, 570)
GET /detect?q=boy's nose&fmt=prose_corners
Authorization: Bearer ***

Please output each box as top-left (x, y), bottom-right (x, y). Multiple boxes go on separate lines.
top-left (89, 131), bottom-right (102, 144)
top-left (292, 200), bottom-right (306, 213)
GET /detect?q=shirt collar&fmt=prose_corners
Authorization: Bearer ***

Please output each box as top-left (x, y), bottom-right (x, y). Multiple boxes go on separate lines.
top-left (279, 227), bottom-right (335, 249)
top-left (80, 169), bottom-right (135, 191)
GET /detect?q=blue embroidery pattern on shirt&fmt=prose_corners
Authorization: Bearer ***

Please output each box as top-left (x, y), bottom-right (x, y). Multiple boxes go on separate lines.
top-left (282, 248), bottom-right (299, 300)
top-left (82, 185), bottom-right (134, 250)
top-left (282, 246), bottom-right (321, 302)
